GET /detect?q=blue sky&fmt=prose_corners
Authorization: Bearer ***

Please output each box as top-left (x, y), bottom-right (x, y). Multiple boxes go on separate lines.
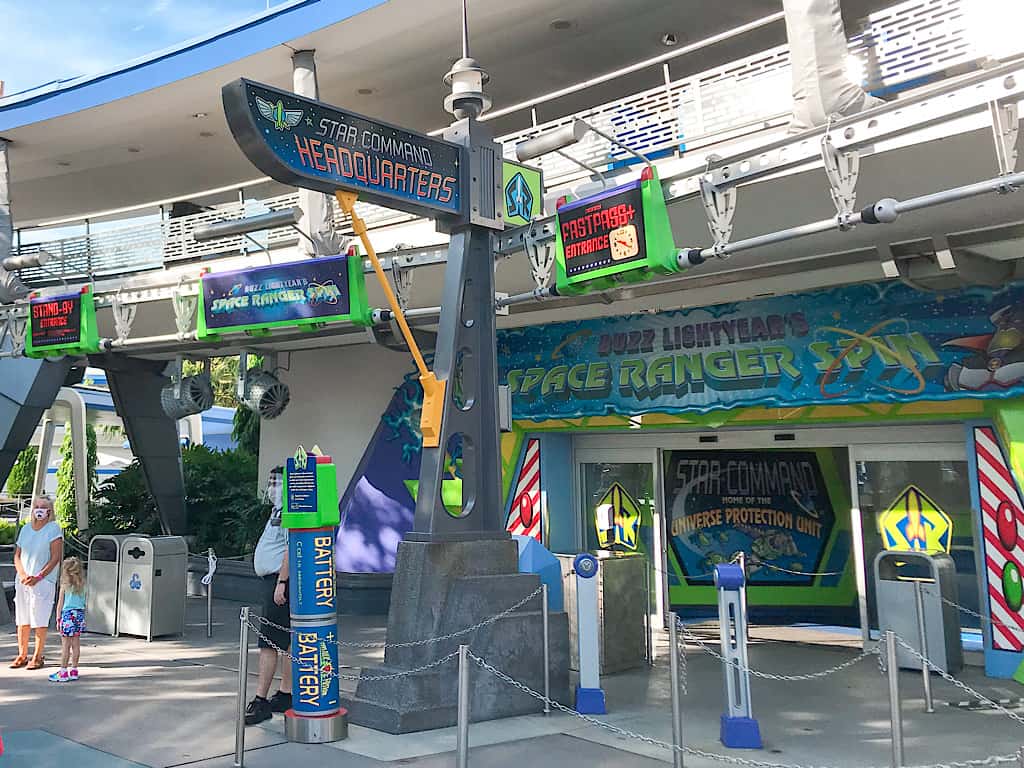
top-left (0, 0), bottom-right (273, 97)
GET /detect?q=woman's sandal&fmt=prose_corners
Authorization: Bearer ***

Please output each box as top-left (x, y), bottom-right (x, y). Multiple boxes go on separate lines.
top-left (26, 656), bottom-right (45, 670)
top-left (9, 656), bottom-right (28, 669)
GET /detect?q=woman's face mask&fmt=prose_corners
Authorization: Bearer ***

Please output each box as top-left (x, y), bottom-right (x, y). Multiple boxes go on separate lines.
top-left (33, 508), bottom-right (49, 521)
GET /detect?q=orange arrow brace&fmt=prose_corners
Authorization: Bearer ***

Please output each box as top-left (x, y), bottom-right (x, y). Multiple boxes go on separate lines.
top-left (335, 191), bottom-right (445, 448)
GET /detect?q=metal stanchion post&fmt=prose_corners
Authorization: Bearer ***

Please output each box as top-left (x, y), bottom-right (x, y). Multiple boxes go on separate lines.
top-left (234, 607), bottom-right (250, 768)
top-left (669, 617), bottom-right (685, 768)
top-left (738, 552), bottom-right (749, 642)
top-left (913, 581), bottom-right (934, 713)
top-left (885, 631), bottom-right (904, 768)
top-left (645, 560), bottom-right (653, 666)
top-left (1017, 746), bottom-right (1024, 768)
top-left (207, 548), bottom-right (215, 640)
top-left (457, 644), bottom-right (470, 768)
top-left (542, 584), bottom-right (551, 716)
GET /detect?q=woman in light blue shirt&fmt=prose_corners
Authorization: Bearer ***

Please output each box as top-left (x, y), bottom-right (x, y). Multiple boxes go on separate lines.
top-left (10, 497), bottom-right (64, 671)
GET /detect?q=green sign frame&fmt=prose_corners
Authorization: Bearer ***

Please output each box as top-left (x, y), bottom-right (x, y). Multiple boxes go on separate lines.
top-left (283, 454), bottom-right (340, 529)
top-left (25, 285), bottom-right (101, 359)
top-left (554, 169), bottom-right (679, 296)
top-left (196, 253), bottom-right (372, 341)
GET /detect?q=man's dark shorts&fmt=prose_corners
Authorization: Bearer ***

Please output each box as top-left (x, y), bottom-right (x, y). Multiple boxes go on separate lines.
top-left (258, 574), bottom-right (290, 651)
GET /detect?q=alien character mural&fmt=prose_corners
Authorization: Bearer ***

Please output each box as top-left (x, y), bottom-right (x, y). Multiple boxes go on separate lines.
top-left (946, 306), bottom-right (1024, 392)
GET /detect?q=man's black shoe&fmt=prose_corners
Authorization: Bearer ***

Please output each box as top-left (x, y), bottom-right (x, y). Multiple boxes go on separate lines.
top-left (269, 690), bottom-right (292, 713)
top-left (244, 696), bottom-right (272, 725)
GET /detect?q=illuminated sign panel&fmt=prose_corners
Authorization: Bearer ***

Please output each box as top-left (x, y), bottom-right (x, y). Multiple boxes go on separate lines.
top-left (553, 171), bottom-right (681, 295)
top-left (196, 255), bottom-right (371, 340)
top-left (558, 183), bottom-right (646, 281)
top-left (25, 286), bottom-right (100, 358)
top-left (222, 79), bottom-right (464, 218)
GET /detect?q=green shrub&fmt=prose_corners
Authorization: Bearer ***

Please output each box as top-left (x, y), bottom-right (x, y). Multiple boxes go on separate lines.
top-left (5, 446), bottom-right (38, 497)
top-left (90, 445), bottom-right (268, 557)
top-left (0, 519), bottom-right (17, 545)
top-left (55, 424), bottom-right (98, 533)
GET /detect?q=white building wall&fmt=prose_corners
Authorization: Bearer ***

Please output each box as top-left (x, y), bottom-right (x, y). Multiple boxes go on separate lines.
top-left (258, 343), bottom-right (414, 495)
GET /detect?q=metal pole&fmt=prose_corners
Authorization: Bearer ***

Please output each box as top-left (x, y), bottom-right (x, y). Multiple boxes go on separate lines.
top-left (234, 607), bottom-right (250, 768)
top-left (914, 581), bottom-right (934, 713)
top-left (738, 552), bottom-right (749, 642)
top-left (669, 617), bottom-right (685, 768)
top-left (542, 585), bottom-right (551, 715)
top-left (1017, 746), bottom-right (1023, 768)
top-left (645, 559), bottom-right (653, 665)
top-left (885, 631), bottom-right (904, 768)
top-left (457, 644), bottom-right (470, 768)
top-left (207, 548), bottom-right (214, 640)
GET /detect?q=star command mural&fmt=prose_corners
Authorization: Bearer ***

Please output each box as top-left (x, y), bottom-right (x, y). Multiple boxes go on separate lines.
top-left (664, 450), bottom-right (836, 586)
top-left (498, 280), bottom-right (1024, 419)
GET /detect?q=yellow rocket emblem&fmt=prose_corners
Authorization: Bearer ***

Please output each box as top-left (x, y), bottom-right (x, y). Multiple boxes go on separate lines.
top-left (594, 482), bottom-right (642, 550)
top-left (878, 485), bottom-right (952, 554)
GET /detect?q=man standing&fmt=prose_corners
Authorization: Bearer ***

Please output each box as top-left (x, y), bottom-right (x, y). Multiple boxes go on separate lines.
top-left (245, 466), bottom-right (292, 725)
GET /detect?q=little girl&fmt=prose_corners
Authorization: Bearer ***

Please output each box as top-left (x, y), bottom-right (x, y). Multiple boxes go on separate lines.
top-left (49, 556), bottom-right (86, 683)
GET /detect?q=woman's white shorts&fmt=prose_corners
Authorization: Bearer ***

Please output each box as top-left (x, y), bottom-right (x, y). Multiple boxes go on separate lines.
top-left (14, 578), bottom-right (56, 629)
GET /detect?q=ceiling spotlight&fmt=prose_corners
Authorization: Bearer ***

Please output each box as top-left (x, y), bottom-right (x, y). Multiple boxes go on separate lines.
top-left (199, 130), bottom-right (215, 138)
top-left (127, 147), bottom-right (141, 153)
top-left (550, 18), bottom-right (573, 31)
top-left (661, 32), bottom-right (679, 46)
top-left (57, 161), bottom-right (71, 167)
top-left (192, 112), bottom-right (208, 119)
top-left (357, 87), bottom-right (374, 95)
top-left (243, 369), bottom-right (290, 419)
top-left (160, 374), bottom-right (214, 420)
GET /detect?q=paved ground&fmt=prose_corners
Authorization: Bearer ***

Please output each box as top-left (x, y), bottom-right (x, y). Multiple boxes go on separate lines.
top-left (2, 597), bottom-right (1023, 768)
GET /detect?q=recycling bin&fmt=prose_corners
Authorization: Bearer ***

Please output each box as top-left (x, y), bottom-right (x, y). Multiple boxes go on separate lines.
top-left (86, 534), bottom-right (129, 636)
top-left (874, 550), bottom-right (963, 673)
top-left (558, 551), bottom-right (647, 674)
top-left (117, 536), bottom-right (188, 641)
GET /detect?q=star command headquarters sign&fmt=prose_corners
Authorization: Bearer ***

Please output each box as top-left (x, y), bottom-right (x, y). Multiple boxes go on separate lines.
top-left (223, 79), bottom-right (464, 218)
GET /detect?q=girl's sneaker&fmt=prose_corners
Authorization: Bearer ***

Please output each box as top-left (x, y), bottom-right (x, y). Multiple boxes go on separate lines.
top-left (68, 669), bottom-right (79, 681)
top-left (48, 670), bottom-right (69, 683)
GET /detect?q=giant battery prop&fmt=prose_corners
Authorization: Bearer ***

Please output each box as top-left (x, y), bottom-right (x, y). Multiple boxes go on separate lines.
top-left (553, 168), bottom-right (683, 296)
top-left (282, 450), bottom-right (347, 741)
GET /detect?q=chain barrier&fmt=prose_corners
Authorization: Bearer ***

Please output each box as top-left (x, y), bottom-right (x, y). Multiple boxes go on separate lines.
top-left (940, 596), bottom-right (1024, 638)
top-left (468, 650), bottom-right (1019, 768)
top-left (251, 585), bottom-right (543, 649)
top-left (892, 634), bottom-right (1024, 727)
top-left (676, 618), bottom-right (879, 681)
top-left (246, 620), bottom-right (459, 681)
top-left (755, 561), bottom-right (845, 578)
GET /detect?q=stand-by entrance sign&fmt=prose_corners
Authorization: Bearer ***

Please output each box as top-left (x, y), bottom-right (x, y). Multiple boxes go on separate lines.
top-left (223, 79), bottom-right (464, 218)
top-left (25, 285), bottom-right (101, 358)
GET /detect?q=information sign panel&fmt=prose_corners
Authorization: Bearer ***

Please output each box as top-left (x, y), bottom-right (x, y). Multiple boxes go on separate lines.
top-left (25, 285), bottom-right (101, 358)
top-left (223, 78), bottom-right (464, 218)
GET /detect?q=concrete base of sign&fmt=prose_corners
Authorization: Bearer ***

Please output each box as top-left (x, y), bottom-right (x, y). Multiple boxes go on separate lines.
top-left (342, 539), bottom-right (570, 733)
top-left (284, 709), bottom-right (348, 743)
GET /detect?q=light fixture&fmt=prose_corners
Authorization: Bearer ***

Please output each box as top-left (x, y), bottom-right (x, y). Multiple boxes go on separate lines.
top-left (516, 117), bottom-right (654, 174)
top-left (199, 131), bottom-right (215, 138)
top-left (127, 147), bottom-right (141, 153)
top-left (160, 358), bottom-right (214, 420)
top-left (3, 250), bottom-right (53, 271)
top-left (236, 351), bottom-right (290, 420)
top-left (192, 207), bottom-right (301, 241)
top-left (57, 161), bottom-right (71, 167)
top-left (661, 33), bottom-right (679, 46)
top-left (550, 19), bottom-right (572, 31)
top-left (192, 112), bottom-right (208, 119)
top-left (357, 87), bottom-right (374, 95)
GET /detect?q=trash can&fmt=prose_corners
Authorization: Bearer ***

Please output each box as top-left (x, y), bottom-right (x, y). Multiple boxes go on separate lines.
top-left (86, 534), bottom-right (129, 636)
top-left (874, 550), bottom-right (963, 673)
top-left (117, 536), bottom-right (188, 641)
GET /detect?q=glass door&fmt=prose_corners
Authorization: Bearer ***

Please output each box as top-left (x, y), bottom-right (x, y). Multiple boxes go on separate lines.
top-left (575, 448), bottom-right (662, 627)
top-left (849, 443), bottom-right (976, 645)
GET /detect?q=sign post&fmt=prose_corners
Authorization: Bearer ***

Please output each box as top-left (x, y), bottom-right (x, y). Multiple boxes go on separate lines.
top-left (223, 9), bottom-right (568, 731)
top-left (282, 448), bottom-right (346, 744)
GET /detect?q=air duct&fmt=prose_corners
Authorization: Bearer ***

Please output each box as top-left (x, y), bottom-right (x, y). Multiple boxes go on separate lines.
top-left (784, 0), bottom-right (883, 131)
